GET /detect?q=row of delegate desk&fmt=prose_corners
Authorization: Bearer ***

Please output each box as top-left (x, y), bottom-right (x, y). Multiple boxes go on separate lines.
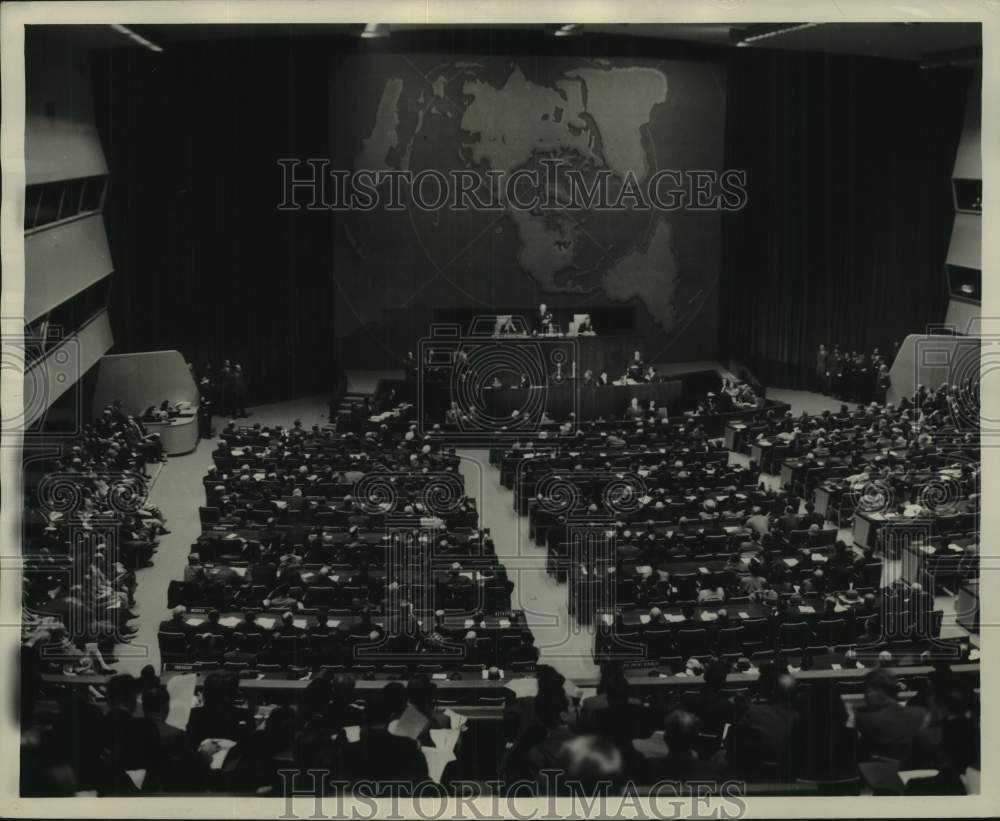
top-left (40, 655), bottom-right (979, 712)
top-left (597, 593), bottom-right (947, 662)
top-left (423, 381), bottom-right (788, 436)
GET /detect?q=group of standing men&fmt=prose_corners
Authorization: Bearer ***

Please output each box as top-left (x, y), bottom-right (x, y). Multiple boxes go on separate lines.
top-left (814, 343), bottom-right (897, 403)
top-left (194, 360), bottom-right (249, 438)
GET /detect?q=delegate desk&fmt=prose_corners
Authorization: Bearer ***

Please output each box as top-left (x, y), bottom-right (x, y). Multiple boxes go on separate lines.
top-left (900, 540), bottom-right (967, 586)
top-left (426, 379), bottom-right (789, 433)
top-left (853, 512), bottom-right (933, 553)
top-left (183, 609), bottom-right (527, 638)
top-left (480, 381), bottom-right (682, 422)
top-left (621, 659), bottom-right (980, 699)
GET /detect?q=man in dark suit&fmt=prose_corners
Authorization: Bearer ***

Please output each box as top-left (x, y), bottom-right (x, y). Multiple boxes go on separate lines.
top-left (233, 610), bottom-right (265, 641)
top-left (815, 344), bottom-right (828, 392)
top-left (343, 692), bottom-right (429, 787)
top-left (624, 397), bottom-right (645, 421)
top-left (778, 505), bottom-right (801, 534)
top-left (855, 668), bottom-right (930, 767)
top-left (801, 502), bottom-right (825, 529)
top-left (626, 350), bottom-right (644, 382)
top-left (645, 709), bottom-right (724, 781)
top-left (273, 611), bottom-right (305, 639)
top-left (100, 674), bottom-right (160, 790)
top-left (192, 609), bottom-right (233, 644)
top-left (536, 302), bottom-right (553, 334)
top-left (509, 632), bottom-right (540, 666)
top-left (141, 684), bottom-right (210, 792)
top-left (158, 606), bottom-right (193, 640)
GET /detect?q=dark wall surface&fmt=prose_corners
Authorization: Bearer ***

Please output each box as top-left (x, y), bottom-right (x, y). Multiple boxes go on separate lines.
top-left (92, 37), bottom-right (335, 404)
top-left (719, 48), bottom-right (970, 388)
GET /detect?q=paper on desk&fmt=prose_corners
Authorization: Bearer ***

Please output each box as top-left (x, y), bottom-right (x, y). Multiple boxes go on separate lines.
top-left (949, 544), bottom-right (964, 552)
top-left (834, 604), bottom-right (848, 613)
top-left (636, 565), bottom-right (653, 576)
top-left (783, 558), bottom-right (798, 567)
top-left (738, 611), bottom-right (750, 619)
top-left (205, 738), bottom-right (236, 770)
top-left (831, 663), bottom-right (843, 671)
top-left (293, 618), bottom-right (308, 629)
top-left (443, 708), bottom-right (468, 730)
top-left (499, 619), bottom-right (511, 629)
top-left (219, 616), bottom-right (240, 628)
top-left (257, 617), bottom-right (277, 630)
top-left (125, 769), bottom-right (146, 790)
top-left (799, 605), bottom-right (816, 614)
top-left (429, 727), bottom-right (461, 751)
top-left (899, 769), bottom-right (940, 786)
top-left (185, 617), bottom-right (201, 627)
top-left (505, 678), bottom-right (538, 699)
top-left (343, 726), bottom-right (361, 743)
top-left (423, 736), bottom-right (459, 783)
top-left (432, 673), bottom-right (448, 680)
top-left (700, 611), bottom-right (719, 622)
top-left (698, 566), bottom-right (710, 574)
top-left (166, 673), bottom-right (197, 731)
top-left (231, 566), bottom-right (248, 577)
top-left (389, 703), bottom-right (430, 741)
top-left (810, 553), bottom-right (827, 563)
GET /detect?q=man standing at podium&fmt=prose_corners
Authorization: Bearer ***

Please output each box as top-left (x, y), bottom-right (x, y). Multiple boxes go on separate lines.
top-left (624, 397), bottom-right (645, 421)
top-left (536, 302), bottom-right (553, 334)
top-left (626, 350), bottom-right (644, 382)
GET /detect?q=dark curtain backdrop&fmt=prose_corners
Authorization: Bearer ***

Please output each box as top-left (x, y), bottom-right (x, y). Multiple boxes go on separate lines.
top-left (719, 49), bottom-right (969, 388)
top-left (91, 37), bottom-right (335, 404)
